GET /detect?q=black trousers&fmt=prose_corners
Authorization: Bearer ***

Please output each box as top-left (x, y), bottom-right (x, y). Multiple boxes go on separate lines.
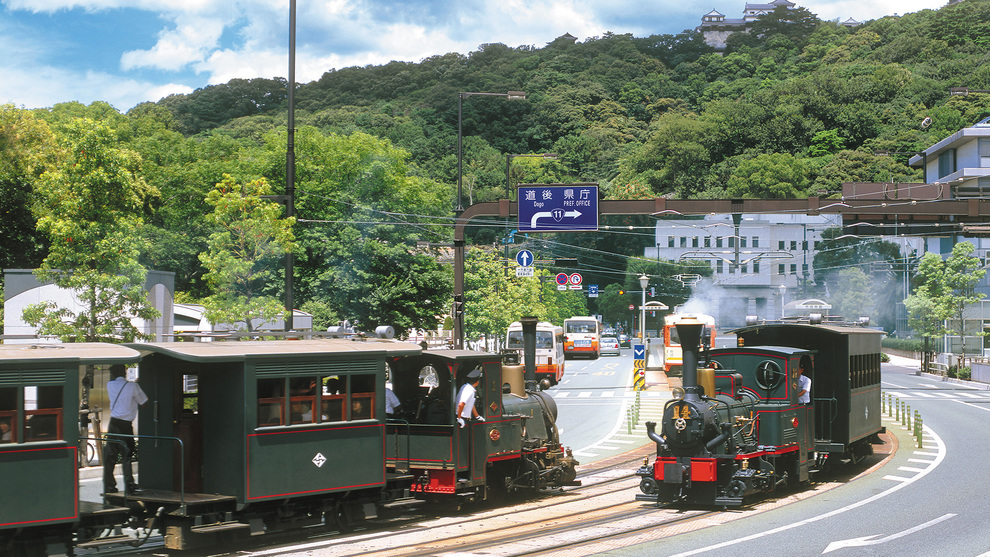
top-left (103, 417), bottom-right (137, 492)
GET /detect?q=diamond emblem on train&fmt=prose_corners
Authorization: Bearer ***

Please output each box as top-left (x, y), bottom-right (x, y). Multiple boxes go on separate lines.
top-left (312, 453), bottom-right (327, 468)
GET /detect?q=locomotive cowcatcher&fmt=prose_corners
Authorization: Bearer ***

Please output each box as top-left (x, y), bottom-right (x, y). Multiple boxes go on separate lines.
top-left (636, 315), bottom-right (883, 507)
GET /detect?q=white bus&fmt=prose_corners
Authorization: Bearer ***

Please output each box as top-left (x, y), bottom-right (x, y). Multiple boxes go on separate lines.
top-left (662, 313), bottom-right (716, 376)
top-left (505, 321), bottom-right (566, 385)
top-left (562, 316), bottom-right (602, 360)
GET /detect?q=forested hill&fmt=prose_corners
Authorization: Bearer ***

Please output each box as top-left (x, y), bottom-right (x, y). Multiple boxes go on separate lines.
top-left (145, 1), bottom-right (990, 203)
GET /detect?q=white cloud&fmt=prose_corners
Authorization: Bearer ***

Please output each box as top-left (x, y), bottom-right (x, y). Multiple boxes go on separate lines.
top-left (121, 16), bottom-right (226, 72)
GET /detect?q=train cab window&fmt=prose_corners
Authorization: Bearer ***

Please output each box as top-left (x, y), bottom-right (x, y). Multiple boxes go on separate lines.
top-left (257, 378), bottom-right (286, 427)
top-left (289, 377), bottom-right (317, 424)
top-left (349, 374), bottom-right (375, 420)
top-left (0, 387), bottom-right (16, 443)
top-left (25, 385), bottom-right (63, 441)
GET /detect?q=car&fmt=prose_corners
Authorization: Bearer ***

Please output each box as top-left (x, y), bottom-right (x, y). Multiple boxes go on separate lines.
top-left (600, 337), bottom-right (621, 356)
top-left (618, 334), bottom-right (630, 348)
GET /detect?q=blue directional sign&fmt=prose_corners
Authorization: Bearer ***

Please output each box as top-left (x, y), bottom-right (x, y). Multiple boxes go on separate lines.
top-left (588, 284), bottom-right (599, 297)
top-left (633, 344), bottom-right (645, 361)
top-left (516, 249), bottom-right (534, 267)
top-left (518, 184), bottom-right (599, 232)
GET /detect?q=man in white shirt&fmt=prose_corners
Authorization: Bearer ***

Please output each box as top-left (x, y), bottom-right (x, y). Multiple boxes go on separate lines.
top-left (456, 368), bottom-right (485, 428)
top-left (796, 363), bottom-right (812, 405)
top-left (103, 364), bottom-right (148, 495)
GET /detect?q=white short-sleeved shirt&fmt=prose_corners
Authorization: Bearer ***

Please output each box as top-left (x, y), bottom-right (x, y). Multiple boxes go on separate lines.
top-left (456, 382), bottom-right (477, 420)
top-left (797, 374), bottom-right (812, 404)
top-left (108, 377), bottom-right (149, 421)
top-left (385, 388), bottom-right (401, 415)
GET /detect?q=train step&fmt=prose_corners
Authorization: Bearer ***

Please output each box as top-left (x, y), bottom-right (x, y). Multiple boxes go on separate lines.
top-left (190, 521), bottom-right (252, 535)
top-left (380, 497), bottom-right (423, 509)
top-left (76, 534), bottom-right (137, 550)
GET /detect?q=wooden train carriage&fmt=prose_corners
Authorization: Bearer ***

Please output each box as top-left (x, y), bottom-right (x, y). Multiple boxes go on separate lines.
top-left (731, 323), bottom-right (884, 457)
top-left (0, 343), bottom-right (140, 552)
top-left (385, 350), bottom-right (520, 500)
top-left (708, 346), bottom-right (817, 482)
top-left (128, 339), bottom-right (420, 514)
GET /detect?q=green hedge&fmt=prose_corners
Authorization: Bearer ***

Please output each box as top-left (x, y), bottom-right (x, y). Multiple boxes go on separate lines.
top-left (882, 337), bottom-right (925, 352)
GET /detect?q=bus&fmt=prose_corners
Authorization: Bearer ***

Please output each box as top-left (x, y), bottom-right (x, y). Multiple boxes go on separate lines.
top-left (562, 316), bottom-right (602, 360)
top-left (505, 321), bottom-right (566, 386)
top-left (661, 313), bottom-right (716, 376)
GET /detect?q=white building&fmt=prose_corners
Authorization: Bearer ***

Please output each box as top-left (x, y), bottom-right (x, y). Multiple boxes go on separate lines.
top-left (649, 213), bottom-right (841, 327)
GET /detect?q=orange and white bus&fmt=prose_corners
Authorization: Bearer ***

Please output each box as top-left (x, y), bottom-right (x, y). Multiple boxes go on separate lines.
top-left (505, 321), bottom-right (566, 385)
top-left (662, 313), bottom-right (716, 376)
top-left (562, 316), bottom-right (602, 360)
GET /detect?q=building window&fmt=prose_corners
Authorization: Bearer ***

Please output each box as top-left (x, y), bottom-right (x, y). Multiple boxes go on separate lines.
top-left (716, 259), bottom-right (724, 273)
top-left (680, 236), bottom-right (687, 248)
top-left (790, 264), bottom-right (798, 275)
top-left (692, 236), bottom-right (699, 248)
top-left (938, 148), bottom-right (956, 179)
top-left (668, 236), bottom-right (675, 248)
top-left (778, 240), bottom-right (785, 250)
top-left (741, 237), bottom-right (747, 248)
top-left (790, 241), bottom-right (798, 251)
top-left (754, 261), bottom-right (761, 274)
top-left (704, 237), bottom-right (711, 248)
top-left (802, 241), bottom-right (808, 250)
top-left (753, 237), bottom-right (760, 248)
top-left (981, 138), bottom-right (990, 166)
top-left (778, 264), bottom-right (785, 275)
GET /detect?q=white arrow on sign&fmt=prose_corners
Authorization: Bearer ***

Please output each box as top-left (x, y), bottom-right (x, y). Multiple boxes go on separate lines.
top-left (822, 514), bottom-right (956, 554)
top-left (531, 209), bottom-right (583, 229)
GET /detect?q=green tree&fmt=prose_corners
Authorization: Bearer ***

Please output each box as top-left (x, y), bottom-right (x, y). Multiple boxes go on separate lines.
top-left (726, 152), bottom-right (809, 198)
top-left (830, 268), bottom-right (874, 321)
top-left (905, 242), bottom-right (986, 364)
top-left (198, 174), bottom-right (296, 331)
top-left (0, 105), bottom-right (56, 271)
top-left (23, 119), bottom-right (160, 342)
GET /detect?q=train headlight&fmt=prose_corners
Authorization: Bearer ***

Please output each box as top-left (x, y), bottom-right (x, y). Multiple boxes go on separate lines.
top-left (792, 417), bottom-right (799, 428)
top-left (672, 387), bottom-right (685, 400)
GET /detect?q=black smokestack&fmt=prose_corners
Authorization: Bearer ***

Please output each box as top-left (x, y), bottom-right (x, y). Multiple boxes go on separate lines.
top-left (675, 317), bottom-right (704, 397)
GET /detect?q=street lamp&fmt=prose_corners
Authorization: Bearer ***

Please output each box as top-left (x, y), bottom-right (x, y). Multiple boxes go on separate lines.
top-left (505, 153), bottom-right (557, 199)
top-left (779, 284), bottom-right (787, 319)
top-left (457, 91), bottom-right (526, 212)
top-left (453, 90), bottom-right (525, 350)
top-left (639, 274), bottom-right (649, 341)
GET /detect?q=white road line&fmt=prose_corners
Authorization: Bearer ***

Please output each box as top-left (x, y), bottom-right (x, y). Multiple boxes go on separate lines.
top-left (897, 466), bottom-right (926, 473)
top-left (907, 458), bottom-right (933, 464)
top-left (670, 425), bottom-right (946, 557)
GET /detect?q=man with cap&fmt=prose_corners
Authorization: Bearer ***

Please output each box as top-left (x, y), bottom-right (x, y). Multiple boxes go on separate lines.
top-left (456, 368), bottom-right (485, 428)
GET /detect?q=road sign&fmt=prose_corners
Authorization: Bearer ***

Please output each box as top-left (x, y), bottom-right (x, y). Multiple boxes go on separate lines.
top-left (516, 249), bottom-right (534, 267)
top-left (517, 184), bottom-right (599, 232)
top-left (569, 273), bottom-right (583, 286)
top-left (633, 344), bottom-right (645, 362)
top-left (516, 267), bottom-right (534, 277)
top-left (555, 272), bottom-right (569, 286)
top-left (588, 284), bottom-right (599, 297)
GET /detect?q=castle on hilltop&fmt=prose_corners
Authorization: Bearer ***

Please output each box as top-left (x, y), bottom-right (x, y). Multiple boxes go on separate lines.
top-left (698, 0), bottom-right (861, 51)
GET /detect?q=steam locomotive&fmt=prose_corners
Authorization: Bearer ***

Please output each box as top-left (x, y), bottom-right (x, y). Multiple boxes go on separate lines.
top-left (636, 315), bottom-right (883, 507)
top-left (1, 318), bottom-right (578, 555)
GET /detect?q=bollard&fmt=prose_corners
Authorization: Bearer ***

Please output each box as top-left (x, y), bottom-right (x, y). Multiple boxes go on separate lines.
top-left (882, 392), bottom-right (886, 414)
top-left (627, 409), bottom-right (633, 435)
top-left (895, 397), bottom-right (900, 421)
top-left (906, 404), bottom-right (911, 429)
top-left (916, 413), bottom-right (924, 449)
top-left (901, 401), bottom-right (907, 425)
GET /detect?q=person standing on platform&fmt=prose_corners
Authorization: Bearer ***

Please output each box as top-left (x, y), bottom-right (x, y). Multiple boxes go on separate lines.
top-left (103, 364), bottom-right (148, 494)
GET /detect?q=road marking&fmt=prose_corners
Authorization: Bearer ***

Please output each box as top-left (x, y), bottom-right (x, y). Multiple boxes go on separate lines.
top-left (897, 466), bottom-right (926, 473)
top-left (822, 513), bottom-right (956, 554)
top-left (907, 458), bottom-right (933, 464)
top-left (669, 425), bottom-right (946, 557)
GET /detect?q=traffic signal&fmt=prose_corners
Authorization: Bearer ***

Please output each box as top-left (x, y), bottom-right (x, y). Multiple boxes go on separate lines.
top-left (649, 286), bottom-right (656, 297)
top-left (618, 290), bottom-right (625, 295)
top-left (453, 294), bottom-right (464, 318)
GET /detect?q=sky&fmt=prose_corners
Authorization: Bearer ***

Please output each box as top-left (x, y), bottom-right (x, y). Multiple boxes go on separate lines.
top-left (0, 0), bottom-right (947, 112)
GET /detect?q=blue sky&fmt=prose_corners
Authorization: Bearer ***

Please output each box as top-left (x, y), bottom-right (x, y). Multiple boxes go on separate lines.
top-left (1, 0), bottom-right (947, 112)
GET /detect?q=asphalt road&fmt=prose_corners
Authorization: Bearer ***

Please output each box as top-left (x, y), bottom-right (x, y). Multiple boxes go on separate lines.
top-left (604, 356), bottom-right (990, 557)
